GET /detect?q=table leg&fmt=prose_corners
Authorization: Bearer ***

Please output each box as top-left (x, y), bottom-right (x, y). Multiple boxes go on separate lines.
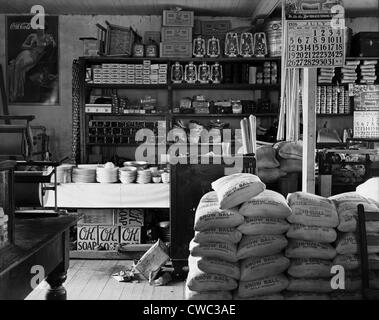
top-left (45, 266), bottom-right (67, 300)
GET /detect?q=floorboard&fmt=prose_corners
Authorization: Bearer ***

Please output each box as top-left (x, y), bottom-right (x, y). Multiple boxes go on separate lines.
top-left (25, 260), bottom-right (186, 300)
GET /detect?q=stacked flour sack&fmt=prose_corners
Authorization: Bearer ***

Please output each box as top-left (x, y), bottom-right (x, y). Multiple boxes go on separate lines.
top-left (329, 192), bottom-right (379, 300)
top-left (186, 173), bottom-right (267, 300)
top-left (285, 192), bottom-right (339, 300)
top-left (235, 190), bottom-right (291, 300)
top-left (255, 145), bottom-right (286, 185)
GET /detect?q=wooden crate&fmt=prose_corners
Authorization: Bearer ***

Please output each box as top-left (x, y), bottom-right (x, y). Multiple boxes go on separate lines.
top-left (160, 42), bottom-right (192, 58)
top-left (105, 21), bottom-right (142, 56)
top-left (163, 10), bottom-right (194, 27)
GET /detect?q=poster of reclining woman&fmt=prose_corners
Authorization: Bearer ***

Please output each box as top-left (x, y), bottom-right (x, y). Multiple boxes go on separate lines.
top-left (7, 15), bottom-right (59, 105)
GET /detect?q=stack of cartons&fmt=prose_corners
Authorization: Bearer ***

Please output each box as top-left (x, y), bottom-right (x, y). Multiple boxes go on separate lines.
top-left (160, 10), bottom-right (194, 58)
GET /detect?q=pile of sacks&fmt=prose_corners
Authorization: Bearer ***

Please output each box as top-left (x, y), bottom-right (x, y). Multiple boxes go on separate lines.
top-left (274, 141), bottom-right (303, 176)
top-left (186, 173), bottom-right (293, 300)
top-left (255, 141), bottom-right (303, 185)
top-left (235, 190), bottom-right (291, 300)
top-left (256, 145), bottom-right (286, 184)
top-left (329, 192), bottom-right (379, 300)
top-left (285, 192), bottom-right (339, 300)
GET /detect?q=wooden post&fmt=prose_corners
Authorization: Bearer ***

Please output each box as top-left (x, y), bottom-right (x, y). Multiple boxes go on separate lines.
top-left (302, 68), bottom-right (317, 194)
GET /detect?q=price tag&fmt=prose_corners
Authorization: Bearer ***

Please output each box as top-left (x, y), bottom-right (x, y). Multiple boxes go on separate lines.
top-left (286, 20), bottom-right (345, 68)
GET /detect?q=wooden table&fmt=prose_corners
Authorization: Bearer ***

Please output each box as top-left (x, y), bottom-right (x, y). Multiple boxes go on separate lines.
top-left (0, 215), bottom-right (78, 300)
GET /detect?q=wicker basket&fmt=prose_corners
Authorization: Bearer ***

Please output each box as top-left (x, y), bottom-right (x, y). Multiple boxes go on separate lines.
top-left (105, 21), bottom-right (141, 56)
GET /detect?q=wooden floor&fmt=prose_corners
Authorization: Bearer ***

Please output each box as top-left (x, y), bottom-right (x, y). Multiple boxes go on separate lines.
top-left (26, 260), bottom-right (186, 300)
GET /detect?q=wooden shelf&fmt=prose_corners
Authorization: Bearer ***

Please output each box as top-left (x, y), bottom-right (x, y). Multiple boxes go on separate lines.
top-left (171, 113), bottom-right (278, 118)
top-left (317, 113), bottom-right (353, 117)
top-left (170, 83), bottom-right (280, 90)
top-left (85, 112), bottom-right (168, 117)
top-left (86, 83), bottom-right (168, 89)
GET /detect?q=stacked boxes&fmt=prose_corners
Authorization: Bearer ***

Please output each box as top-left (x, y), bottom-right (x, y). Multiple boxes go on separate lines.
top-left (90, 62), bottom-right (168, 84)
top-left (160, 10), bottom-right (193, 58)
top-left (77, 209), bottom-right (144, 251)
top-left (316, 85), bottom-right (351, 115)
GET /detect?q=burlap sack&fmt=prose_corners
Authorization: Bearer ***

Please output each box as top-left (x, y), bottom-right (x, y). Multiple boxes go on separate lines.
top-left (238, 274), bottom-right (289, 298)
top-left (285, 240), bottom-right (336, 260)
top-left (194, 228), bottom-right (242, 244)
top-left (237, 217), bottom-right (290, 236)
top-left (188, 255), bottom-right (240, 280)
top-left (185, 287), bottom-right (232, 300)
top-left (256, 145), bottom-right (280, 169)
top-left (186, 261), bottom-right (238, 292)
top-left (336, 232), bottom-right (379, 255)
top-left (333, 254), bottom-right (360, 271)
top-left (211, 173), bottom-right (266, 209)
top-left (287, 277), bottom-right (333, 293)
top-left (287, 192), bottom-right (338, 228)
top-left (286, 224), bottom-right (337, 243)
top-left (194, 192), bottom-right (244, 232)
top-left (287, 258), bottom-right (333, 278)
top-left (257, 168), bottom-right (287, 184)
top-left (285, 292), bottom-right (330, 300)
top-left (274, 141), bottom-right (303, 160)
top-left (237, 235), bottom-right (288, 260)
top-left (190, 240), bottom-right (238, 263)
top-left (239, 190), bottom-right (291, 219)
top-left (233, 293), bottom-right (284, 300)
top-left (279, 159), bottom-right (303, 173)
top-left (240, 254), bottom-right (290, 281)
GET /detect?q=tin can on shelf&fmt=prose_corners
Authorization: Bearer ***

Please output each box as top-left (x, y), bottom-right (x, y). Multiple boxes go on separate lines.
top-left (133, 44), bottom-right (145, 57)
top-left (145, 44), bottom-right (158, 57)
top-left (265, 20), bottom-right (282, 57)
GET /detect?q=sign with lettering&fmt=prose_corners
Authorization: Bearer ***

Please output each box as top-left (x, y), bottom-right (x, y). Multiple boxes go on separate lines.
top-left (98, 225), bottom-right (119, 251)
top-left (350, 85), bottom-right (379, 111)
top-left (286, 20), bottom-right (345, 68)
top-left (77, 225), bottom-right (98, 251)
top-left (120, 227), bottom-right (141, 245)
top-left (285, 0), bottom-right (343, 20)
top-left (354, 111), bottom-right (379, 139)
top-left (114, 209), bottom-right (144, 227)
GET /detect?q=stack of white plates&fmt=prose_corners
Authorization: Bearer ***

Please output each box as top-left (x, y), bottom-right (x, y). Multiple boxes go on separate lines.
top-left (119, 166), bottom-right (137, 184)
top-left (96, 166), bottom-right (119, 183)
top-left (72, 166), bottom-right (97, 183)
top-left (136, 169), bottom-right (152, 184)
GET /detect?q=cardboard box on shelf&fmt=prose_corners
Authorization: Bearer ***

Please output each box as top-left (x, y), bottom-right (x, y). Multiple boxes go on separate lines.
top-left (120, 226), bottom-right (141, 244)
top-left (161, 27), bottom-right (193, 42)
top-left (163, 10), bottom-right (194, 27)
top-left (160, 42), bottom-right (192, 58)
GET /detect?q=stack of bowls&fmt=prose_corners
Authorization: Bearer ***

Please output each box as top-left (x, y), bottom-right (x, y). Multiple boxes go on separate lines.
top-left (96, 165), bottom-right (119, 183)
top-left (136, 169), bottom-right (152, 184)
top-left (119, 166), bottom-right (137, 184)
top-left (72, 165), bottom-right (97, 183)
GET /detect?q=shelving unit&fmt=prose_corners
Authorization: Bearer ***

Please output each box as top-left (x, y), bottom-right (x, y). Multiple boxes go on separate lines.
top-left (77, 56), bottom-right (282, 164)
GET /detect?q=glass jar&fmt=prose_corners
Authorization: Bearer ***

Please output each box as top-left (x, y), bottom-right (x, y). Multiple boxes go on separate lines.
top-left (253, 32), bottom-right (268, 57)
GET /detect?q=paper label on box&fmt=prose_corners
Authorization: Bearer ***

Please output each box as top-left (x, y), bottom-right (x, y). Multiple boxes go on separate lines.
top-left (114, 209), bottom-right (144, 227)
top-left (120, 227), bottom-right (141, 244)
top-left (77, 225), bottom-right (98, 251)
top-left (98, 225), bottom-right (119, 251)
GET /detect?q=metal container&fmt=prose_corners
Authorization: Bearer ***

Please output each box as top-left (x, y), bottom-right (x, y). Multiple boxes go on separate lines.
top-left (145, 44), bottom-right (158, 57)
top-left (265, 20), bottom-right (282, 57)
